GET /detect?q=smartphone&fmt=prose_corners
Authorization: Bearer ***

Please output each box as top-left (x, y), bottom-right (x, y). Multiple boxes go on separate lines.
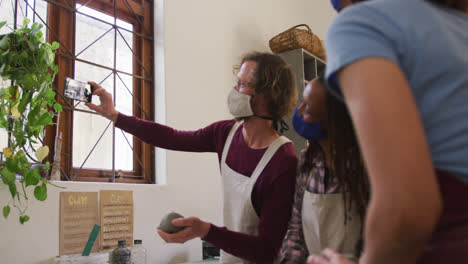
top-left (63, 77), bottom-right (93, 103)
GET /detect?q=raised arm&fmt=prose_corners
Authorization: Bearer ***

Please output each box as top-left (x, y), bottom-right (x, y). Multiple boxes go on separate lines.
top-left (85, 81), bottom-right (228, 152)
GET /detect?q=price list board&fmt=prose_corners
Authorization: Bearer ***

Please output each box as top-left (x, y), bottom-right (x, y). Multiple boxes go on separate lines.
top-left (59, 192), bottom-right (99, 255)
top-left (100, 190), bottom-right (134, 249)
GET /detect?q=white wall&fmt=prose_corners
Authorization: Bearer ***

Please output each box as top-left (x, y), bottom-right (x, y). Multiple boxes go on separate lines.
top-left (0, 1), bottom-right (336, 263)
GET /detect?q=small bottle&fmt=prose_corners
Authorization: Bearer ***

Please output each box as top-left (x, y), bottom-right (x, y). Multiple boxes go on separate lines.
top-left (110, 240), bottom-right (131, 264)
top-left (131, 239), bottom-right (147, 264)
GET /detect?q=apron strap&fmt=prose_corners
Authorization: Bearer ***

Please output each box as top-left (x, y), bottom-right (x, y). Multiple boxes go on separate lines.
top-left (250, 136), bottom-right (291, 182)
top-left (221, 121), bottom-right (291, 182)
top-left (221, 120), bottom-right (243, 164)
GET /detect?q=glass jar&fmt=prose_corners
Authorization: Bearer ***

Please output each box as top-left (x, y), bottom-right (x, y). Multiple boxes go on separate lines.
top-left (110, 240), bottom-right (131, 264)
top-left (131, 239), bottom-right (147, 264)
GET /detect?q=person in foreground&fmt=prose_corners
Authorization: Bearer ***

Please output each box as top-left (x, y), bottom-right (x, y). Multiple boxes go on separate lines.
top-left (280, 77), bottom-right (369, 264)
top-left (308, 0), bottom-right (468, 263)
top-left (86, 51), bottom-right (298, 263)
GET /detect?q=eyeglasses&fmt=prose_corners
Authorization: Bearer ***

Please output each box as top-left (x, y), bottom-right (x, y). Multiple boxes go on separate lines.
top-left (235, 78), bottom-right (254, 89)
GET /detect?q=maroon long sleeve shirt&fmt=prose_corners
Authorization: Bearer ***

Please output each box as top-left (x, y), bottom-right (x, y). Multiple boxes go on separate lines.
top-left (115, 113), bottom-right (297, 263)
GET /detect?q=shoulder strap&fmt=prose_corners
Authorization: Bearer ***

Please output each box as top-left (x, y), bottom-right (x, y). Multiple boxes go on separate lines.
top-left (250, 136), bottom-right (291, 181)
top-left (221, 120), bottom-right (244, 164)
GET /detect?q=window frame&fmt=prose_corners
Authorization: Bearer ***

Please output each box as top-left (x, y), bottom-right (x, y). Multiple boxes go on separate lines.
top-left (41, 0), bottom-right (154, 183)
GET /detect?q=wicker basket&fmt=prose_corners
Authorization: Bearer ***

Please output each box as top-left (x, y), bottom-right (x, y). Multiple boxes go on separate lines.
top-left (269, 24), bottom-right (326, 60)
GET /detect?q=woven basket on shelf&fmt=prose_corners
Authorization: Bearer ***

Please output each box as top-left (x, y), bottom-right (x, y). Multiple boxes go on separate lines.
top-left (269, 24), bottom-right (326, 60)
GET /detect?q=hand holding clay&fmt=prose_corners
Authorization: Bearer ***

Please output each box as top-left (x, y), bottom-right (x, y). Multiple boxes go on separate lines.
top-left (157, 214), bottom-right (211, 244)
top-left (159, 212), bottom-right (185, 234)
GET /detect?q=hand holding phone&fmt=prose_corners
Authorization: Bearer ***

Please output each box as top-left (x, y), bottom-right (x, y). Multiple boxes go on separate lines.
top-left (85, 81), bottom-right (119, 122)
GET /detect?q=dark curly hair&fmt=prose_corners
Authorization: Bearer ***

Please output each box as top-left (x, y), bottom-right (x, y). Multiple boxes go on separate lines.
top-left (234, 52), bottom-right (297, 122)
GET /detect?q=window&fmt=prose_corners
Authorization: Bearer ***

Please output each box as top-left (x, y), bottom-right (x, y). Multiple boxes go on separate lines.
top-left (1, 0), bottom-right (154, 183)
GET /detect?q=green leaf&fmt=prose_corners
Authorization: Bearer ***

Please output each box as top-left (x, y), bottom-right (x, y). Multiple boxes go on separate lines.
top-left (22, 215), bottom-right (30, 223)
top-left (1, 167), bottom-right (16, 184)
top-left (32, 127), bottom-right (40, 138)
top-left (24, 168), bottom-right (40, 187)
top-left (23, 18), bottom-right (30, 27)
top-left (45, 88), bottom-right (55, 106)
top-left (30, 23), bottom-right (41, 36)
top-left (42, 42), bottom-right (51, 49)
top-left (47, 49), bottom-right (55, 65)
top-left (19, 74), bottom-right (34, 91)
top-left (12, 126), bottom-right (26, 148)
top-left (51, 41), bottom-right (59, 50)
top-left (19, 215), bottom-right (31, 224)
top-left (7, 85), bottom-right (17, 98)
top-left (0, 21), bottom-right (6, 30)
top-left (0, 34), bottom-right (9, 49)
top-left (26, 40), bottom-right (35, 51)
top-left (27, 105), bottom-right (40, 121)
top-left (9, 182), bottom-right (17, 198)
top-left (18, 91), bottom-right (32, 114)
top-left (0, 115), bottom-right (7, 128)
top-left (35, 112), bottom-right (52, 126)
top-left (35, 30), bottom-right (43, 42)
top-left (15, 150), bottom-right (29, 167)
top-left (3, 205), bottom-right (10, 218)
top-left (45, 87), bottom-right (55, 99)
top-left (37, 81), bottom-right (48, 98)
top-left (21, 28), bottom-right (30, 35)
top-left (44, 161), bottom-right (50, 170)
top-left (34, 183), bottom-right (47, 201)
top-left (5, 157), bottom-right (20, 173)
top-left (53, 103), bottom-right (62, 112)
top-left (14, 134), bottom-right (26, 148)
top-left (20, 50), bottom-right (29, 60)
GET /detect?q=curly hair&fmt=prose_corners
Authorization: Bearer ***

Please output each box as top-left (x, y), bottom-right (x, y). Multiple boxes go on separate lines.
top-left (234, 52), bottom-right (297, 122)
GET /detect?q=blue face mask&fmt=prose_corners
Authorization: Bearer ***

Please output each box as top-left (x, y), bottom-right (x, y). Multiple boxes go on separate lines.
top-left (292, 108), bottom-right (324, 141)
top-left (331, 0), bottom-right (342, 11)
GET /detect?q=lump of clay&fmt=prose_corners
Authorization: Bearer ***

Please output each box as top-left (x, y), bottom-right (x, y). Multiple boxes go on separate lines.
top-left (159, 212), bottom-right (185, 234)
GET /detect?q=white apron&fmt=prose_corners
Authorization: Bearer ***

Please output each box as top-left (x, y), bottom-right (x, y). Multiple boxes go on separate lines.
top-left (220, 121), bottom-right (290, 264)
top-left (301, 190), bottom-right (362, 261)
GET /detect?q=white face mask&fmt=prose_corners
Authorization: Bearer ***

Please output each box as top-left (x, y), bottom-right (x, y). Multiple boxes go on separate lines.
top-left (227, 88), bottom-right (254, 118)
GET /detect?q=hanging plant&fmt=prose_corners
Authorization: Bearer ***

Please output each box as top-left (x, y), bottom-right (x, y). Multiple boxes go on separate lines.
top-left (0, 18), bottom-right (62, 224)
